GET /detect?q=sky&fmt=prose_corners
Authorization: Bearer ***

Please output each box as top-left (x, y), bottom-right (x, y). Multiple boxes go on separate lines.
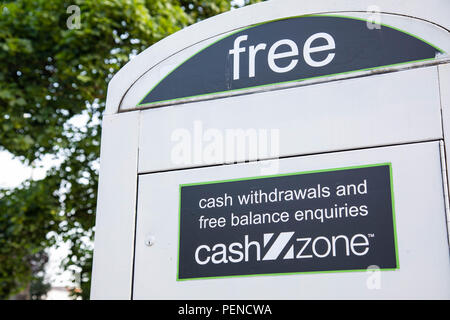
top-left (0, 150), bottom-right (74, 287)
top-left (0, 111), bottom-right (92, 288)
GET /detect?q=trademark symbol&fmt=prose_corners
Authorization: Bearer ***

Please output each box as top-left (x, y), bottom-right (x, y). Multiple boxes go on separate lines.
top-left (368, 233), bottom-right (375, 238)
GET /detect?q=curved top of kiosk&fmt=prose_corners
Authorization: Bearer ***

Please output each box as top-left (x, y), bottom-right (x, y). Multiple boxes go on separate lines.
top-left (105, 0), bottom-right (450, 115)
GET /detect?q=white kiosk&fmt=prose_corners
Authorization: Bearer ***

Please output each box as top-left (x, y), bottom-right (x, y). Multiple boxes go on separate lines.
top-left (91, 0), bottom-right (450, 299)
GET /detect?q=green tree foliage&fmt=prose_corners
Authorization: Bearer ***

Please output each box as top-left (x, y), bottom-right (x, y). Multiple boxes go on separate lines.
top-left (0, 0), bottom-right (263, 299)
top-left (0, 178), bottom-right (59, 298)
top-left (29, 251), bottom-right (51, 300)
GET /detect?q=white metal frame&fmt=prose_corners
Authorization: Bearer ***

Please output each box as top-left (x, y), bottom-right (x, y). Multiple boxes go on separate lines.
top-left (91, 0), bottom-right (450, 299)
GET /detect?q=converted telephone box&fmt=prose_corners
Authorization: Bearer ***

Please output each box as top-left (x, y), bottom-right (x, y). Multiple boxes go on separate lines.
top-left (91, 0), bottom-right (450, 299)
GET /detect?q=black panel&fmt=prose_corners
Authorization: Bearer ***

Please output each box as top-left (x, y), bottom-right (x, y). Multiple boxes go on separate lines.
top-left (178, 164), bottom-right (398, 280)
top-left (140, 16), bottom-right (440, 106)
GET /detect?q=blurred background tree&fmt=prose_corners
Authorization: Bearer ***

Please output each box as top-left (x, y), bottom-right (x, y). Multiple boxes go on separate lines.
top-left (0, 0), bottom-right (263, 300)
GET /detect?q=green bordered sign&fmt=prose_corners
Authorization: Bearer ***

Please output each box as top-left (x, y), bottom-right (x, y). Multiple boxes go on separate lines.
top-left (177, 163), bottom-right (398, 280)
top-left (139, 15), bottom-right (443, 107)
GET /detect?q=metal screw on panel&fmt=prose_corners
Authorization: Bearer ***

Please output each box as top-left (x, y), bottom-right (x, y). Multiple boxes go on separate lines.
top-left (145, 235), bottom-right (155, 247)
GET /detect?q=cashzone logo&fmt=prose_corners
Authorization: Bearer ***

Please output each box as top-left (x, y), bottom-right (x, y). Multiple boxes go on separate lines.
top-left (139, 15), bottom-right (443, 106)
top-left (194, 232), bottom-right (372, 266)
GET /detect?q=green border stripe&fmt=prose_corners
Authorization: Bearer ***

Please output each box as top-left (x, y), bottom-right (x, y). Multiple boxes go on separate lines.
top-left (139, 14), bottom-right (445, 107)
top-left (181, 162), bottom-right (389, 187)
top-left (177, 268), bottom-right (399, 282)
top-left (177, 162), bottom-right (400, 281)
top-left (389, 164), bottom-right (400, 269)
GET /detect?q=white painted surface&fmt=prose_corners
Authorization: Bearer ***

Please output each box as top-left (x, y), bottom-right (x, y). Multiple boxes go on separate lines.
top-left (138, 66), bottom-right (442, 173)
top-left (133, 141), bottom-right (450, 299)
top-left (91, 112), bottom-right (140, 300)
top-left (438, 63), bottom-right (450, 244)
top-left (92, 0), bottom-right (450, 299)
